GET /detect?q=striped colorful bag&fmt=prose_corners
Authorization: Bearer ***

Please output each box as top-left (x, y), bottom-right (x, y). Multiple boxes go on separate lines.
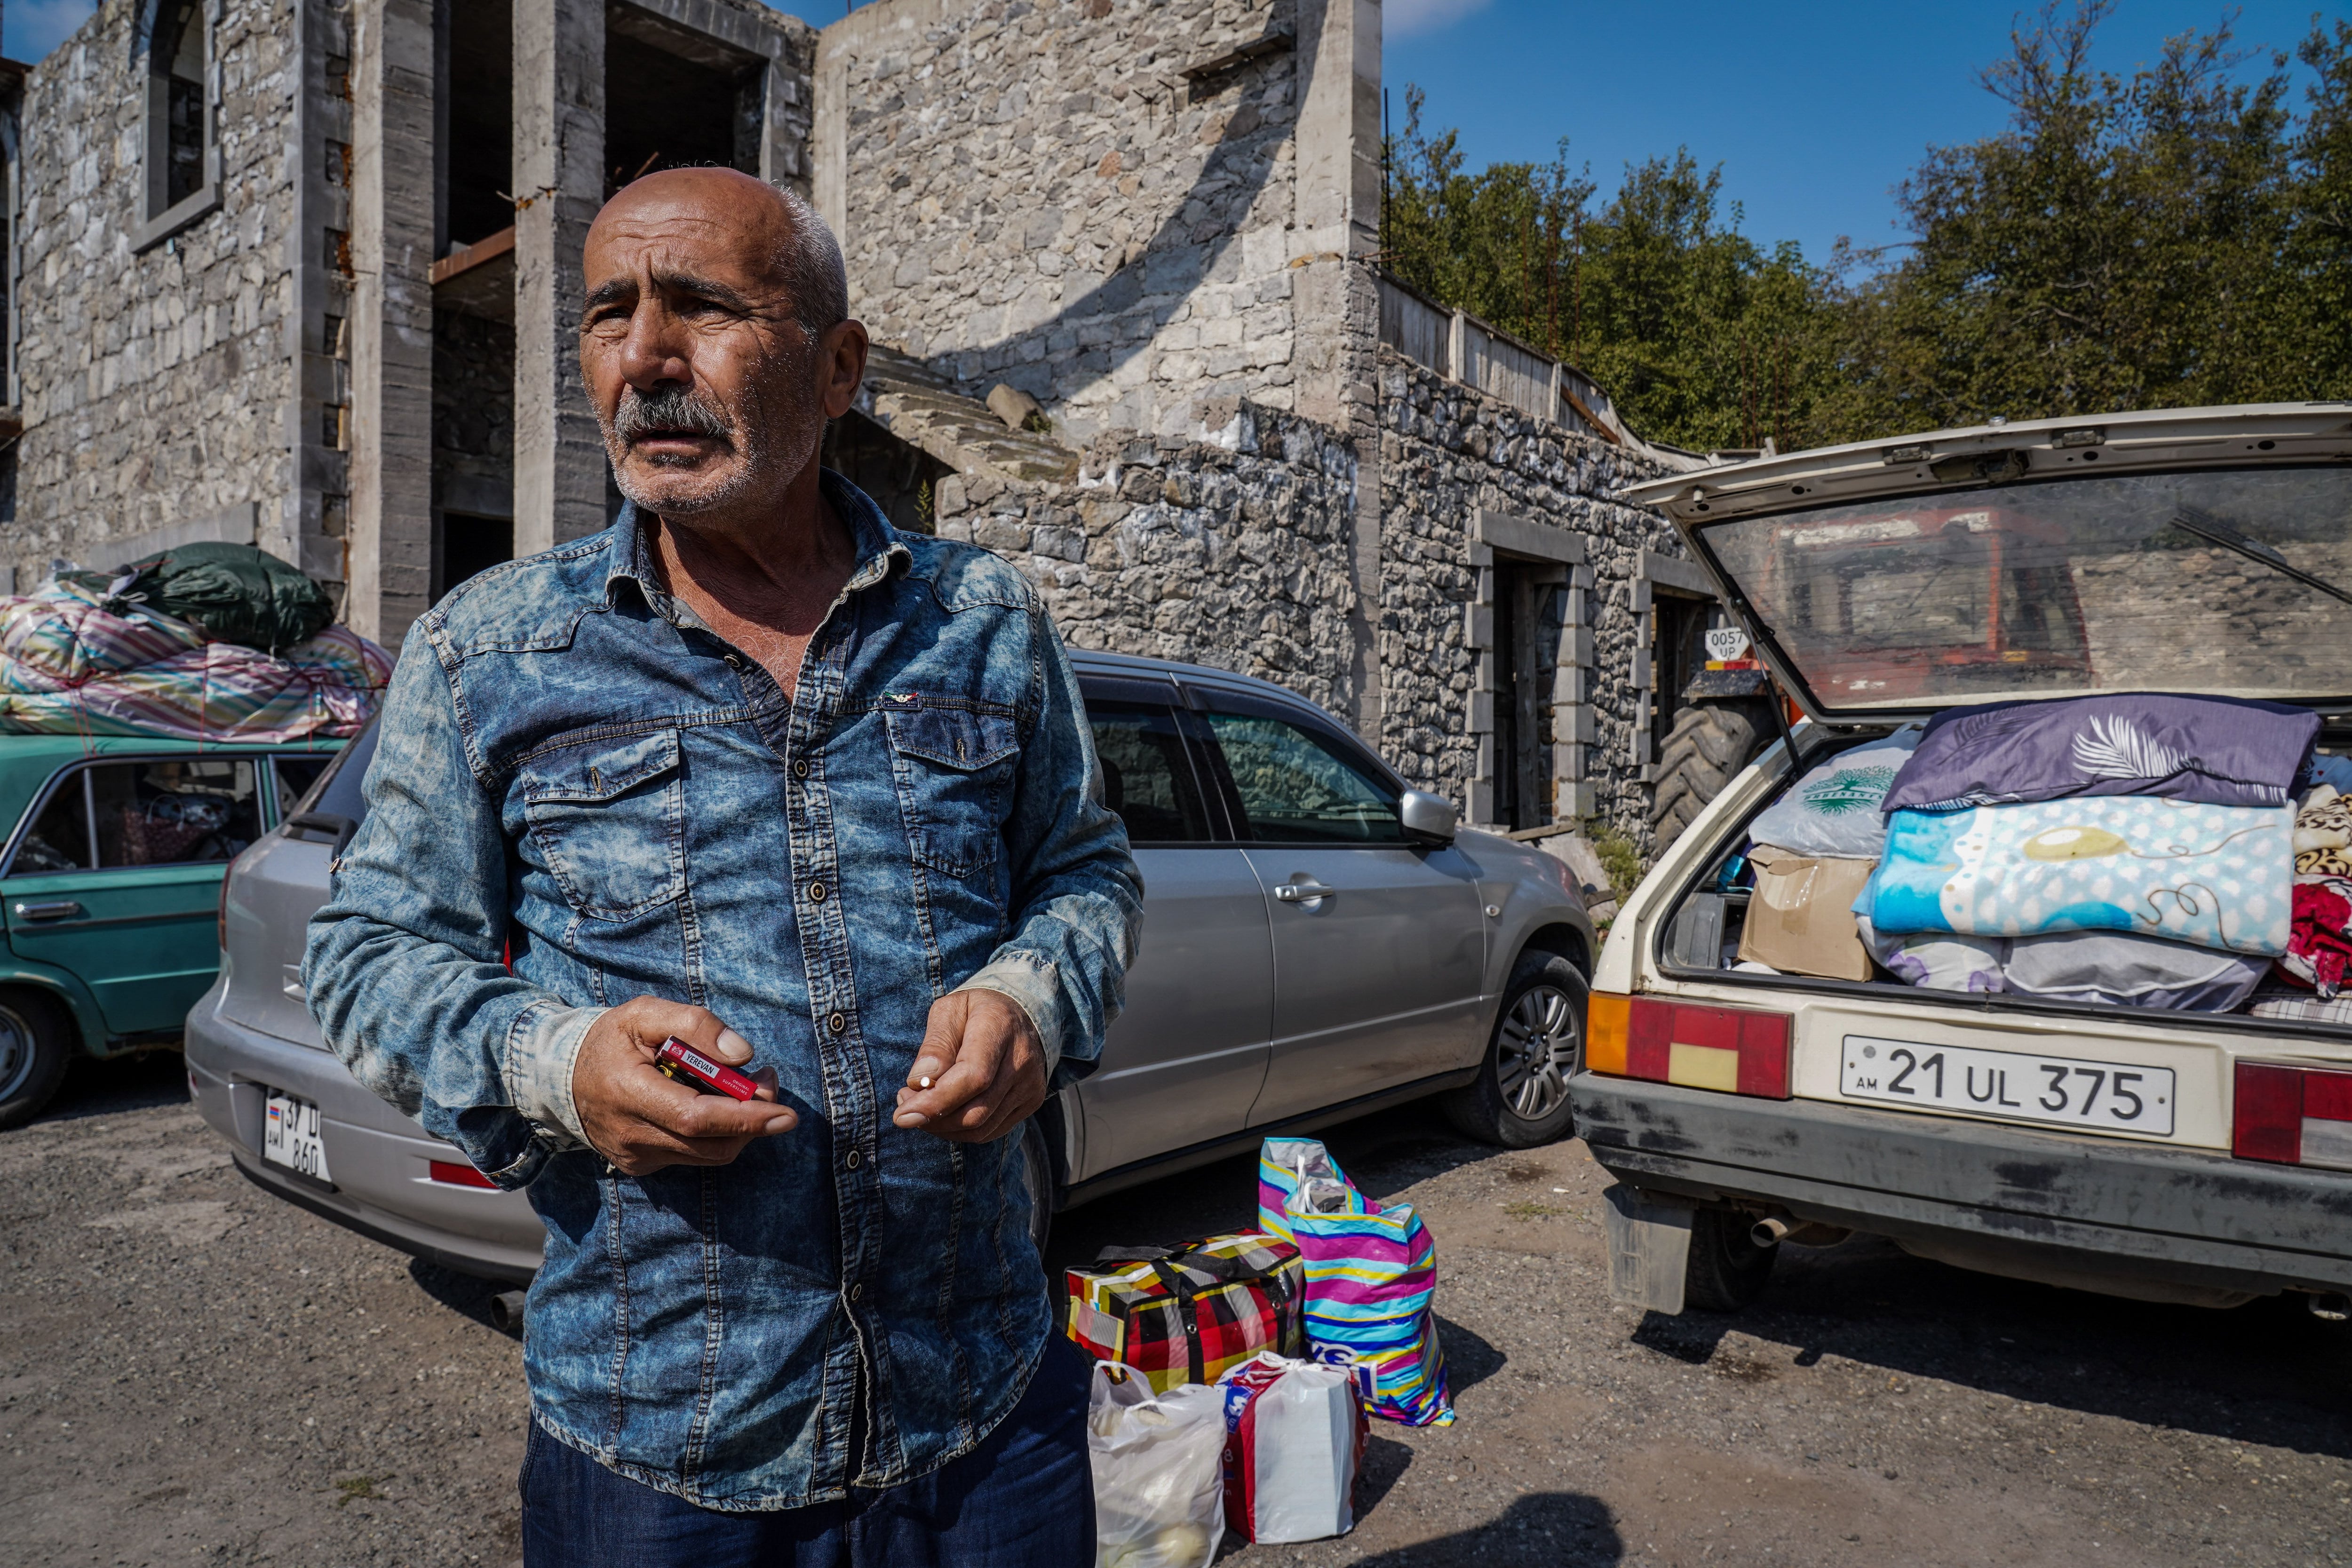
top-left (1257, 1138), bottom-right (1454, 1427)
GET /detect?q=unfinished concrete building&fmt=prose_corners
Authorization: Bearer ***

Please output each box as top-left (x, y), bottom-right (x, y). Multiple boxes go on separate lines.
top-left (0, 0), bottom-right (1721, 845)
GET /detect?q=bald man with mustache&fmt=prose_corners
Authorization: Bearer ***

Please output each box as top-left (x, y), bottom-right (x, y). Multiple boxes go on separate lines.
top-left (305, 167), bottom-right (1142, 1567)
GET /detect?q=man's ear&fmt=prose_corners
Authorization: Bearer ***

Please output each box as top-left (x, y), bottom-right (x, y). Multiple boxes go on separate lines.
top-left (819, 319), bottom-right (869, 421)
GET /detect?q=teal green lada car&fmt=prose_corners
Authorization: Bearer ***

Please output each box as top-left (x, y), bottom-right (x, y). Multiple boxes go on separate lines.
top-left (0, 736), bottom-right (340, 1127)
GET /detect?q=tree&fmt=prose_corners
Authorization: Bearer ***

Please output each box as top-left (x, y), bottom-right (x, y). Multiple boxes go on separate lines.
top-left (1383, 5), bottom-right (2352, 452)
top-left (1380, 89), bottom-right (1828, 453)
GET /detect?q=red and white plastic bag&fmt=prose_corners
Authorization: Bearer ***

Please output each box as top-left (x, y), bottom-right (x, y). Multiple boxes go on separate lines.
top-left (1217, 1352), bottom-right (1370, 1544)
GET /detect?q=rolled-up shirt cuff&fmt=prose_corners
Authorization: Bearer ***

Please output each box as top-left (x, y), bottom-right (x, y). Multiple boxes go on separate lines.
top-left (954, 955), bottom-right (1066, 1080)
top-left (503, 1000), bottom-right (606, 1148)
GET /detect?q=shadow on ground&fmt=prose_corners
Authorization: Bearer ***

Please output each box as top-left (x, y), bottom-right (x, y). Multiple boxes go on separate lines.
top-left (31, 1046), bottom-right (190, 1125)
top-left (1631, 1231), bottom-right (2352, 1462)
top-left (410, 1258), bottom-right (525, 1340)
top-left (1350, 1493), bottom-right (1623, 1566)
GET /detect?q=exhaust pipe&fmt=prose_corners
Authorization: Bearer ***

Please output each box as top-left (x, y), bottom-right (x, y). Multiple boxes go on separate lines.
top-left (490, 1289), bottom-right (528, 1332)
top-left (1751, 1217), bottom-right (1793, 1247)
top-left (2309, 1291), bottom-right (2351, 1322)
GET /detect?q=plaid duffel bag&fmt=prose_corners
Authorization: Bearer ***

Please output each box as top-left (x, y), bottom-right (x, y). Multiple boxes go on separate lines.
top-left (1065, 1234), bottom-right (1305, 1393)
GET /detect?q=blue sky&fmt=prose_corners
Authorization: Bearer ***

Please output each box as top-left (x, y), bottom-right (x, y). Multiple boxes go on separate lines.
top-left (1383, 0), bottom-right (2337, 265)
top-left (8, 0), bottom-right (2333, 265)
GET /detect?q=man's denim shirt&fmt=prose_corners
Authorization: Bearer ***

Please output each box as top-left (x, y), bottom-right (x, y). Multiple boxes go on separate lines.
top-left (302, 473), bottom-right (1142, 1510)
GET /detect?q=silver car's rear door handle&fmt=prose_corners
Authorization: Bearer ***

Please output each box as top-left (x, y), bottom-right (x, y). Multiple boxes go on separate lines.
top-left (1274, 880), bottom-right (1336, 903)
top-left (14, 900), bottom-right (86, 922)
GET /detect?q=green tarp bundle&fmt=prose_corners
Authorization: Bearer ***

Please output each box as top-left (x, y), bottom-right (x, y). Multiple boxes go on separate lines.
top-left (72, 542), bottom-right (336, 653)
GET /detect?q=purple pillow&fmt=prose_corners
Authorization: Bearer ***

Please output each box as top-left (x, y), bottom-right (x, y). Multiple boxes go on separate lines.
top-left (1882, 693), bottom-right (2318, 813)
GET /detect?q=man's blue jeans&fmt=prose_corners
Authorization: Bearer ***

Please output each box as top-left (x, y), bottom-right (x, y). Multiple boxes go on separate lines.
top-left (520, 1336), bottom-right (1096, 1567)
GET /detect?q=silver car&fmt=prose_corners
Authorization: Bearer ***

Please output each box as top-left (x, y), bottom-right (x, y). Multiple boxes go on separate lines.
top-left (186, 652), bottom-right (1594, 1282)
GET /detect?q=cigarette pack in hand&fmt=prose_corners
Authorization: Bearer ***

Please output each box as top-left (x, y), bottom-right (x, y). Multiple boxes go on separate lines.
top-left (655, 1037), bottom-right (759, 1100)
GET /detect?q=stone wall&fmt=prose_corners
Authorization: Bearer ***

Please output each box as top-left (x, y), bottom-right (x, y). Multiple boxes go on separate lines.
top-left (9, 0), bottom-right (300, 581)
top-left (1377, 349), bottom-right (1685, 845)
top-left (819, 0), bottom-right (1310, 445)
top-left (934, 398), bottom-right (1362, 712)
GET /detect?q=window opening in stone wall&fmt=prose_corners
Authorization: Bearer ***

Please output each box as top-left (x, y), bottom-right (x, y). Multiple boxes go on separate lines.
top-left (437, 513), bottom-right (514, 597)
top-left (603, 12), bottom-right (763, 198)
top-left (1492, 561), bottom-right (1564, 832)
top-left (439, 0), bottom-right (513, 255)
top-left (146, 0), bottom-right (210, 221)
top-left (819, 411), bottom-right (952, 537)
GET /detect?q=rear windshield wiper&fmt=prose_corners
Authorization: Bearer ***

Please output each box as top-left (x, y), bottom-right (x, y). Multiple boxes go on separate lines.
top-left (2170, 506), bottom-right (2352, 608)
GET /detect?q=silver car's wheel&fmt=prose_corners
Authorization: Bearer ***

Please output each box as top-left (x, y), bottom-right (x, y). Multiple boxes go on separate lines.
top-left (1443, 952), bottom-right (1586, 1148)
top-left (1496, 983), bottom-right (1578, 1121)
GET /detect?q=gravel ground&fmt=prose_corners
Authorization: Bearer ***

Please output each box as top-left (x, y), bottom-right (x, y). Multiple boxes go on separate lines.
top-left (5, 1054), bottom-right (2351, 1567)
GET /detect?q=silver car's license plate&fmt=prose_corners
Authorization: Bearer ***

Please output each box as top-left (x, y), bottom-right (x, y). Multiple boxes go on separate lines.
top-left (262, 1089), bottom-right (334, 1182)
top-left (1840, 1036), bottom-right (2176, 1136)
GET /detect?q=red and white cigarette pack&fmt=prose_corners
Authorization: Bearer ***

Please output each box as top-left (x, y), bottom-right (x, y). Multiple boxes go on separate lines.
top-left (1216, 1352), bottom-right (1369, 1544)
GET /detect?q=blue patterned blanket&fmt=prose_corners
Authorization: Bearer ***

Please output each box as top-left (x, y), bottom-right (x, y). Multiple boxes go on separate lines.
top-left (1858, 796), bottom-right (2293, 957)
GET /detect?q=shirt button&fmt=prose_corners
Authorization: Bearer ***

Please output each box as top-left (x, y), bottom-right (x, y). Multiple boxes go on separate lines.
top-left (809, 881), bottom-right (828, 903)
top-left (845, 1149), bottom-right (862, 1170)
top-left (793, 758), bottom-right (810, 779)
top-left (828, 1012), bottom-right (848, 1035)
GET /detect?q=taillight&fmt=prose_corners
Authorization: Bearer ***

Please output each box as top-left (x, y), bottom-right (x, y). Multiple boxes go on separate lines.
top-left (2234, 1061), bottom-right (2352, 1169)
top-left (428, 1159), bottom-right (497, 1189)
top-left (1586, 992), bottom-right (1793, 1098)
top-left (217, 871), bottom-right (232, 954)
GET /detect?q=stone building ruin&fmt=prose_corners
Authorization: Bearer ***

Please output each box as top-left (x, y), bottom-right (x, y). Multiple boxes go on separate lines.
top-left (0, 0), bottom-right (1726, 848)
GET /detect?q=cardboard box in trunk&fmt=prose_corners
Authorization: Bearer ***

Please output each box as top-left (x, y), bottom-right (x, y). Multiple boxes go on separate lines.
top-left (1736, 846), bottom-right (1877, 982)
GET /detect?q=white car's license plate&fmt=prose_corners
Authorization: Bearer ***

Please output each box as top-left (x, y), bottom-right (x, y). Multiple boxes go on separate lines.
top-left (1840, 1036), bottom-right (2176, 1136)
top-left (262, 1089), bottom-right (333, 1183)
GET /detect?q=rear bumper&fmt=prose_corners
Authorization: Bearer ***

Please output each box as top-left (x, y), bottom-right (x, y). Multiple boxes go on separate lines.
top-left (1571, 1072), bottom-right (2352, 1297)
top-left (185, 993), bottom-right (543, 1283)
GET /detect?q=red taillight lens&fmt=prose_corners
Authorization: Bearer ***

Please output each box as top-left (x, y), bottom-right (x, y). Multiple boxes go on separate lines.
top-left (1587, 993), bottom-right (1792, 1099)
top-left (428, 1159), bottom-right (497, 1189)
top-left (217, 872), bottom-right (232, 954)
top-left (2235, 1061), bottom-right (2352, 1169)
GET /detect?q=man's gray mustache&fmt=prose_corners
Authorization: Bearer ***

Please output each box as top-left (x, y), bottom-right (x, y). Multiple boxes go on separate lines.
top-left (613, 385), bottom-right (734, 444)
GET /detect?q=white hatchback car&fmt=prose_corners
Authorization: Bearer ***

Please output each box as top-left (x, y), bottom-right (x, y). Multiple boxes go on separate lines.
top-left (1577, 403), bottom-right (2352, 1316)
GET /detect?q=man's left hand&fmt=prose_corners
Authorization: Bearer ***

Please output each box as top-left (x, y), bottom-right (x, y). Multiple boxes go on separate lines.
top-left (891, 990), bottom-right (1047, 1143)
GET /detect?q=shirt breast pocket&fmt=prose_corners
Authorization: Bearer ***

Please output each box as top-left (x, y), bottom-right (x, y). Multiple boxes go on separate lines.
top-left (884, 703), bottom-right (1021, 878)
top-left (519, 729), bottom-right (688, 921)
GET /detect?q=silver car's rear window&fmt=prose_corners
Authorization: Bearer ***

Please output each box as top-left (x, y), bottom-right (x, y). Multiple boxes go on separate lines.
top-left (294, 717), bottom-right (378, 822)
top-left (1696, 466), bottom-right (2352, 711)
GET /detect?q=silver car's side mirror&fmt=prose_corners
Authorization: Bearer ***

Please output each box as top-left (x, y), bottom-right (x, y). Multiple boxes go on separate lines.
top-left (1398, 790), bottom-right (1458, 845)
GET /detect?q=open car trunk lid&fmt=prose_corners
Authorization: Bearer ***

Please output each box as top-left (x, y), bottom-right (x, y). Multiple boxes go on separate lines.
top-left (1623, 403), bottom-right (2352, 725)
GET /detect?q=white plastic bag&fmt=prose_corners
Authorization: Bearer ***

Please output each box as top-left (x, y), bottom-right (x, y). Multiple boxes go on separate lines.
top-left (1088, 1361), bottom-right (1226, 1568)
top-left (1218, 1352), bottom-right (1366, 1544)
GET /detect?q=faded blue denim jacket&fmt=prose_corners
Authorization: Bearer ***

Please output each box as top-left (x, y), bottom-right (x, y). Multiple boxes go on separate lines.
top-left (302, 473), bottom-right (1142, 1510)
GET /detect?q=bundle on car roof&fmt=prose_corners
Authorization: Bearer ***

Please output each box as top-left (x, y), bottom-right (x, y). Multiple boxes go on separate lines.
top-left (0, 544), bottom-right (389, 743)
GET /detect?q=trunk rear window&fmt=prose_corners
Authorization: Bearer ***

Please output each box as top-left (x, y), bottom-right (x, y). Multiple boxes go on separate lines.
top-left (1696, 467), bottom-right (2352, 713)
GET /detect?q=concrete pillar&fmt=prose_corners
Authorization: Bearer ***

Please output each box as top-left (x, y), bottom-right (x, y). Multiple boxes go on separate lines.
top-left (1295, 0), bottom-right (1385, 739)
top-left (512, 0), bottom-right (607, 556)
top-left (348, 0), bottom-right (437, 648)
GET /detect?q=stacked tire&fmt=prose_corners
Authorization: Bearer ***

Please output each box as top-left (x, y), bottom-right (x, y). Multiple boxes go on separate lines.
top-left (1649, 693), bottom-right (1776, 856)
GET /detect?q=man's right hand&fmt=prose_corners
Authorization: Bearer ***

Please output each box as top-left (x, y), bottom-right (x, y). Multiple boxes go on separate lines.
top-left (572, 997), bottom-right (796, 1175)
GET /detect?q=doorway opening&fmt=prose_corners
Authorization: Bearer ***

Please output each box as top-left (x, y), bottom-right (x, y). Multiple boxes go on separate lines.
top-left (1491, 559), bottom-right (1567, 832)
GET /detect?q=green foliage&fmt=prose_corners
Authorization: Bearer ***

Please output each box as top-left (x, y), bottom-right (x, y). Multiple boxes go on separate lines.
top-left (1383, 89), bottom-right (1827, 452)
top-left (1588, 828), bottom-right (1644, 895)
top-left (1382, 5), bottom-right (2352, 451)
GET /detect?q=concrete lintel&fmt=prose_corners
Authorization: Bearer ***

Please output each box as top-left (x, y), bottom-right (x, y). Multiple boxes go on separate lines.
top-left (1474, 508), bottom-right (1587, 566)
top-left (1639, 547), bottom-right (1716, 598)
